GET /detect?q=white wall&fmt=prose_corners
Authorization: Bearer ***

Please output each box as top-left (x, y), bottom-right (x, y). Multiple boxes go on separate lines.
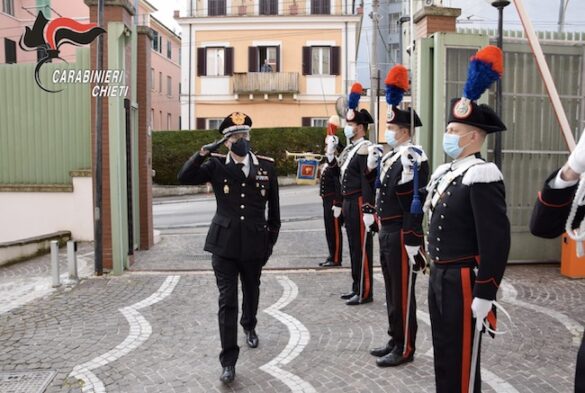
top-left (0, 177), bottom-right (94, 243)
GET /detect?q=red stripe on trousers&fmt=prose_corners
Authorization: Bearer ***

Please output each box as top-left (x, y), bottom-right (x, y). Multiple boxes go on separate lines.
top-left (461, 268), bottom-right (473, 393)
top-left (401, 230), bottom-right (412, 357)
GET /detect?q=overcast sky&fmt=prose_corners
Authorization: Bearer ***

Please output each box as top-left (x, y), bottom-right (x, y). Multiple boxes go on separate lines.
top-left (149, 0), bottom-right (182, 34)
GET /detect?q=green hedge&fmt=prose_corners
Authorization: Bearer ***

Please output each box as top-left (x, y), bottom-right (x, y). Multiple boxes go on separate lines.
top-left (152, 127), bottom-right (345, 185)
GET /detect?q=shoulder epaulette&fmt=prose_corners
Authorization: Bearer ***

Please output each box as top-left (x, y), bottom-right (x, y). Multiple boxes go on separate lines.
top-left (211, 153), bottom-right (226, 158)
top-left (256, 155), bottom-right (275, 162)
top-left (357, 142), bottom-right (371, 155)
top-left (462, 162), bottom-right (503, 185)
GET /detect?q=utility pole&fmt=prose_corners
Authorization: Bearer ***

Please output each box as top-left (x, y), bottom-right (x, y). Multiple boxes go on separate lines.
top-left (369, 0), bottom-right (380, 142)
top-left (94, 0), bottom-right (104, 276)
top-left (558, 0), bottom-right (569, 33)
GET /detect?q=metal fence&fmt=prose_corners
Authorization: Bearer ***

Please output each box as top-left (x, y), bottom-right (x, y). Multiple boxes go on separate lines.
top-left (0, 48), bottom-right (91, 185)
top-left (444, 30), bottom-right (585, 260)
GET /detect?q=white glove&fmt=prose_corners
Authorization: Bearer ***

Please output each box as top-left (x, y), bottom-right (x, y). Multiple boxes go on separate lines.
top-left (568, 129), bottom-right (585, 174)
top-left (325, 135), bottom-right (339, 155)
top-left (332, 206), bottom-right (342, 218)
top-left (471, 298), bottom-right (493, 330)
top-left (367, 144), bottom-right (384, 170)
top-left (404, 245), bottom-right (419, 265)
top-left (399, 147), bottom-right (422, 184)
top-left (363, 213), bottom-right (375, 231)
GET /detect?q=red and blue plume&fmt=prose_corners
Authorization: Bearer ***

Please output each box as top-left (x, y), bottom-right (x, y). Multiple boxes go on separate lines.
top-left (348, 82), bottom-right (363, 110)
top-left (463, 45), bottom-right (503, 101)
top-left (385, 64), bottom-right (409, 106)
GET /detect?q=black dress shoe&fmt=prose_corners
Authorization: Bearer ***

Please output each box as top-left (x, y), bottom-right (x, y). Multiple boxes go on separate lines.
top-left (346, 295), bottom-right (373, 305)
top-left (370, 341), bottom-right (395, 357)
top-left (321, 260), bottom-right (341, 268)
top-left (340, 291), bottom-right (356, 300)
top-left (244, 329), bottom-right (259, 348)
top-left (319, 258), bottom-right (333, 267)
top-left (376, 348), bottom-right (414, 367)
top-left (220, 366), bottom-right (235, 384)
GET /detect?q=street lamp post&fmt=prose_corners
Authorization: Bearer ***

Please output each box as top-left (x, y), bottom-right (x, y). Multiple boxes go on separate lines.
top-left (491, 0), bottom-right (510, 170)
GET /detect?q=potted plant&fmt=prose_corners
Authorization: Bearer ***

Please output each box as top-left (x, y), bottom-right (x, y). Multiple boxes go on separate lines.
top-left (238, 1), bottom-right (247, 15)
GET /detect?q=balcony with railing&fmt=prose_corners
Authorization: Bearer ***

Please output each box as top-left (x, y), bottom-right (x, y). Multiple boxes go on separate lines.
top-left (233, 72), bottom-right (299, 94)
top-left (182, 0), bottom-right (362, 17)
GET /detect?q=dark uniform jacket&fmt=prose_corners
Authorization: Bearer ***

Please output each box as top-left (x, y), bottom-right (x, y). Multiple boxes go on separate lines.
top-left (530, 169), bottom-right (585, 238)
top-left (177, 151), bottom-right (281, 262)
top-left (425, 153), bottom-right (510, 300)
top-left (335, 138), bottom-right (375, 211)
top-left (373, 145), bottom-right (429, 246)
top-left (320, 162), bottom-right (342, 206)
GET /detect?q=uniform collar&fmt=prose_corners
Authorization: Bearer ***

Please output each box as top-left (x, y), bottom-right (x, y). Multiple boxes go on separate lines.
top-left (226, 152), bottom-right (251, 167)
top-left (450, 152), bottom-right (482, 170)
top-left (350, 137), bottom-right (365, 146)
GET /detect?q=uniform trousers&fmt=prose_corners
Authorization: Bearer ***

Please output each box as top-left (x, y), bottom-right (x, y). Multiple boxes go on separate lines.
top-left (323, 197), bottom-right (343, 264)
top-left (212, 254), bottom-right (263, 367)
top-left (342, 195), bottom-right (373, 299)
top-left (379, 226), bottom-right (417, 355)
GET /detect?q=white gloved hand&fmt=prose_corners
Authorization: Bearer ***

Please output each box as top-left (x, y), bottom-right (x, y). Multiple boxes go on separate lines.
top-left (363, 213), bottom-right (375, 231)
top-left (332, 206), bottom-right (342, 218)
top-left (568, 129), bottom-right (585, 174)
top-left (399, 147), bottom-right (423, 184)
top-left (404, 245), bottom-right (419, 265)
top-left (471, 298), bottom-right (493, 330)
top-left (367, 144), bottom-right (384, 170)
top-left (325, 135), bottom-right (339, 155)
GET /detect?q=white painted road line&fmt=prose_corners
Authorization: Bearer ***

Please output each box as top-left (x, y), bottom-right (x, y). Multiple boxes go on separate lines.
top-left (69, 275), bottom-right (180, 393)
top-left (260, 275), bottom-right (316, 393)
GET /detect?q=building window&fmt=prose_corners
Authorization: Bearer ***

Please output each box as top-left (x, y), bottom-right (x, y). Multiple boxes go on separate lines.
top-left (167, 76), bottom-right (172, 96)
top-left (302, 46), bottom-right (340, 76)
top-left (197, 47), bottom-right (234, 76)
top-left (311, 0), bottom-right (330, 15)
top-left (179, 82), bottom-right (181, 99)
top-left (311, 118), bottom-right (328, 127)
top-left (152, 30), bottom-right (159, 51)
top-left (159, 71), bottom-right (162, 92)
top-left (388, 12), bottom-right (400, 34)
top-left (167, 113), bottom-right (171, 129)
top-left (167, 40), bottom-right (172, 59)
top-left (151, 109), bottom-right (154, 128)
top-left (208, 0), bottom-right (226, 16)
top-left (4, 38), bottom-right (16, 64)
top-left (248, 46), bottom-right (279, 72)
top-left (311, 46), bottom-right (330, 75)
top-left (179, 116), bottom-right (182, 130)
top-left (151, 68), bottom-right (155, 90)
top-left (3, 0), bottom-right (14, 16)
top-left (206, 118), bottom-right (223, 130)
top-left (206, 47), bottom-right (225, 76)
top-left (259, 0), bottom-right (277, 15)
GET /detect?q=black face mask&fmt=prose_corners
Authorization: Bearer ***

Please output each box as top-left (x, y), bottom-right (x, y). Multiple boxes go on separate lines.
top-left (230, 138), bottom-right (250, 157)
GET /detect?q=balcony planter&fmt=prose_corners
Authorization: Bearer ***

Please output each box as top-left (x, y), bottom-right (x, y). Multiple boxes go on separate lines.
top-left (289, 3), bottom-right (298, 15)
top-left (238, 4), bottom-right (247, 15)
top-left (356, 4), bottom-right (363, 14)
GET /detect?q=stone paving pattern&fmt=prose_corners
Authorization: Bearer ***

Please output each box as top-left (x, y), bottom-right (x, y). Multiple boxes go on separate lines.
top-left (1, 263), bottom-right (582, 392)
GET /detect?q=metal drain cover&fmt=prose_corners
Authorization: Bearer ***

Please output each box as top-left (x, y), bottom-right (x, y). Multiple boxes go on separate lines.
top-left (0, 370), bottom-right (56, 393)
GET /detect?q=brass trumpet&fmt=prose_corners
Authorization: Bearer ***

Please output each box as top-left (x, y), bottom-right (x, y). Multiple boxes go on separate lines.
top-left (285, 150), bottom-right (324, 161)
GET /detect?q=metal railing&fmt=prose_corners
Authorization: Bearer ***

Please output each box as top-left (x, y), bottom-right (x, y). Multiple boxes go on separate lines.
top-left (232, 72), bottom-right (299, 94)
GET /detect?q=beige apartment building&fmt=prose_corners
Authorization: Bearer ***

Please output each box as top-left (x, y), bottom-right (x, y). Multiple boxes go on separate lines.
top-left (176, 0), bottom-right (362, 129)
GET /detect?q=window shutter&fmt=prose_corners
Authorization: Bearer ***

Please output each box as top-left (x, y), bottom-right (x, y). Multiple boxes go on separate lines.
top-left (196, 118), bottom-right (206, 130)
top-left (276, 46), bottom-right (281, 72)
top-left (225, 47), bottom-right (234, 76)
top-left (302, 46), bottom-right (312, 75)
top-left (302, 117), bottom-right (311, 127)
top-left (4, 39), bottom-right (16, 64)
top-left (248, 46), bottom-right (259, 72)
top-left (197, 47), bottom-right (206, 76)
top-left (330, 46), bottom-right (340, 75)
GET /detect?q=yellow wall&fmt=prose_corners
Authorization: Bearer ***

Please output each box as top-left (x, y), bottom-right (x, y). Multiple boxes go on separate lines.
top-left (194, 29), bottom-right (342, 95)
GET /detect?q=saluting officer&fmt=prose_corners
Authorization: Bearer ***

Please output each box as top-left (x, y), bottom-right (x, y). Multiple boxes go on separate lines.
top-left (329, 82), bottom-right (376, 305)
top-left (319, 115), bottom-right (344, 267)
top-left (424, 46), bottom-right (510, 392)
top-left (177, 112), bottom-right (281, 385)
top-left (368, 65), bottom-right (429, 367)
top-left (529, 131), bottom-right (585, 393)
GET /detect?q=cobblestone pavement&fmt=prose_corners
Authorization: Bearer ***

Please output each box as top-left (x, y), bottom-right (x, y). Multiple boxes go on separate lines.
top-left (1, 260), bottom-right (583, 393)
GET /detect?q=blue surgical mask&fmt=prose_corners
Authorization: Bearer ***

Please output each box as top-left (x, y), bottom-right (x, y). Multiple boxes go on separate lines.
top-left (443, 132), bottom-right (471, 159)
top-left (385, 130), bottom-right (397, 148)
top-left (344, 125), bottom-right (355, 139)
